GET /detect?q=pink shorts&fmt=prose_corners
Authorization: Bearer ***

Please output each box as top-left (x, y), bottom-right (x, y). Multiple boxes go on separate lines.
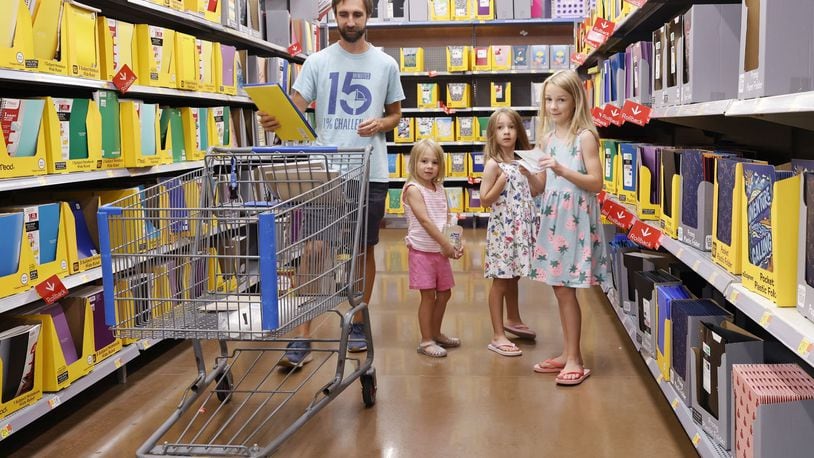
top-left (408, 248), bottom-right (455, 291)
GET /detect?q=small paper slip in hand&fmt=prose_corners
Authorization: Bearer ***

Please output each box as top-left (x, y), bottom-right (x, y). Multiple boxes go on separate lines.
top-left (243, 83), bottom-right (317, 143)
top-left (514, 148), bottom-right (546, 173)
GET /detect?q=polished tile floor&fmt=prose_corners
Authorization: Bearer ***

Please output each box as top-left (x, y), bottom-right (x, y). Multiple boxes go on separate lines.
top-left (5, 229), bottom-right (696, 457)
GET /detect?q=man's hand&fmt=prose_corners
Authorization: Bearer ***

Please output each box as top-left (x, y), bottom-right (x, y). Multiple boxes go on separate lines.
top-left (357, 118), bottom-right (381, 137)
top-left (258, 111), bottom-right (281, 132)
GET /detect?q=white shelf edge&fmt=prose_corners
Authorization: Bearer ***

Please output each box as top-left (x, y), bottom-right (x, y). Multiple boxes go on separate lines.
top-left (0, 343), bottom-right (141, 440)
top-left (0, 268), bottom-right (102, 315)
top-left (658, 236), bottom-right (738, 295)
top-left (651, 99), bottom-right (734, 119)
top-left (387, 142), bottom-right (485, 147)
top-left (725, 284), bottom-right (814, 367)
top-left (331, 18), bottom-right (579, 29)
top-left (0, 161), bottom-right (204, 193)
top-left (727, 91), bottom-right (814, 117)
top-left (400, 70), bottom-right (554, 77)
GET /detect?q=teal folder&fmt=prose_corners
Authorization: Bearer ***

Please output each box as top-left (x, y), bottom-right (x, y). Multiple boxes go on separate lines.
top-left (140, 103), bottom-right (157, 156)
top-left (0, 212), bottom-right (24, 276)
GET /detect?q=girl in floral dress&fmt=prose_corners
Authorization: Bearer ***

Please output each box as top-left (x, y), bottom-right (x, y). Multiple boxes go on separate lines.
top-left (530, 70), bottom-right (610, 385)
top-left (480, 108), bottom-right (546, 357)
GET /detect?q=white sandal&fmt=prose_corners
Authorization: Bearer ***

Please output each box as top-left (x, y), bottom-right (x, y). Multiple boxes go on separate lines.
top-left (417, 341), bottom-right (447, 358)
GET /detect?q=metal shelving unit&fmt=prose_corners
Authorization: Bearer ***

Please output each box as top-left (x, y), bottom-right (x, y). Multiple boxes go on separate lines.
top-left (0, 161), bottom-right (204, 193)
top-left (331, 17), bottom-right (579, 29)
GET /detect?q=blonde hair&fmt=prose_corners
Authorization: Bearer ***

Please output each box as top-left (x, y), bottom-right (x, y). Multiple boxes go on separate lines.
top-left (536, 70), bottom-right (599, 146)
top-left (483, 108), bottom-right (531, 163)
top-left (406, 138), bottom-right (446, 183)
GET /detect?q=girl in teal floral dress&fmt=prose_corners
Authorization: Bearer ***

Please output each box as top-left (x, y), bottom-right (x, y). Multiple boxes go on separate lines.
top-left (530, 70), bottom-right (610, 385)
top-left (480, 108), bottom-right (546, 357)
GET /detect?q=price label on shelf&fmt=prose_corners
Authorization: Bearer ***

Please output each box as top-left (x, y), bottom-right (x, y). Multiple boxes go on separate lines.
top-left (692, 433), bottom-right (701, 447)
top-left (626, 0), bottom-right (648, 8)
top-left (48, 396), bottom-right (61, 409)
top-left (114, 358), bottom-right (123, 369)
top-left (728, 289), bottom-right (741, 304)
top-left (621, 100), bottom-right (652, 126)
top-left (585, 18), bottom-right (615, 48)
top-left (671, 398), bottom-right (679, 410)
top-left (0, 424), bottom-right (11, 439)
top-left (759, 311), bottom-right (773, 327)
top-left (112, 64), bottom-right (137, 94)
top-left (287, 42), bottom-right (303, 56)
top-left (797, 338), bottom-right (813, 357)
top-left (628, 220), bottom-right (662, 250)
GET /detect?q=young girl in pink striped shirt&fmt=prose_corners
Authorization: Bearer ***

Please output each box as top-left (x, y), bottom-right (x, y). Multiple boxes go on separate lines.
top-left (402, 139), bottom-right (464, 358)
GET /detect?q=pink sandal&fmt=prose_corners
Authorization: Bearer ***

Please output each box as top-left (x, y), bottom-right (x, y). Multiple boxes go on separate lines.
top-left (556, 368), bottom-right (592, 386)
top-left (533, 358), bottom-right (566, 374)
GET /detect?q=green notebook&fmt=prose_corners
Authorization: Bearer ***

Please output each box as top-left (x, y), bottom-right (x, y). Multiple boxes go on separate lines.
top-left (93, 91), bottom-right (121, 159)
top-left (68, 98), bottom-right (89, 160)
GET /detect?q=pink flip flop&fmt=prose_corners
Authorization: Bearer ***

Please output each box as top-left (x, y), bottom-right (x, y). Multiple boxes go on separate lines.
top-left (533, 358), bottom-right (566, 374)
top-left (487, 342), bottom-right (523, 357)
top-left (556, 368), bottom-right (592, 386)
top-left (503, 323), bottom-right (537, 340)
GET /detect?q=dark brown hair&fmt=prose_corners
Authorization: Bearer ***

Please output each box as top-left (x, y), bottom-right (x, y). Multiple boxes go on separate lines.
top-left (333, 0), bottom-right (374, 16)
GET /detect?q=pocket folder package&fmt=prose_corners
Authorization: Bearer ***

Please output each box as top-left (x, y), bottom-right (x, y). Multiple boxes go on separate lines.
top-left (243, 83), bottom-right (316, 143)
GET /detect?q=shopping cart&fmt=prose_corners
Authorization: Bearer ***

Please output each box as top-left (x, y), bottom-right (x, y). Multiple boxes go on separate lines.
top-left (98, 146), bottom-right (375, 457)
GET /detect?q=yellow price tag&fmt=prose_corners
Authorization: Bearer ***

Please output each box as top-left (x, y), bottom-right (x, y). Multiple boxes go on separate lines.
top-left (729, 290), bottom-right (741, 303)
top-left (48, 396), bottom-right (61, 409)
top-left (692, 260), bottom-right (701, 271)
top-left (692, 433), bottom-right (701, 447)
top-left (759, 312), bottom-right (773, 327)
top-left (797, 338), bottom-right (813, 357)
top-left (657, 373), bottom-right (664, 383)
top-left (710, 271), bottom-right (719, 284)
top-left (106, 170), bottom-right (115, 177)
top-left (143, 340), bottom-right (151, 350)
top-left (37, 177), bottom-right (47, 185)
top-left (671, 398), bottom-right (679, 410)
top-left (114, 358), bottom-right (123, 369)
top-left (0, 424), bottom-right (11, 439)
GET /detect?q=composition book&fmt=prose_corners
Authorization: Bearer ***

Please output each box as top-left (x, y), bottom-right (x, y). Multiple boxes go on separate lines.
top-left (243, 83), bottom-right (316, 143)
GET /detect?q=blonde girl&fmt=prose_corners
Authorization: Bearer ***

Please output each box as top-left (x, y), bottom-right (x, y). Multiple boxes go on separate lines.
top-left (402, 139), bottom-right (463, 358)
top-left (530, 70), bottom-right (610, 385)
top-left (480, 108), bottom-right (546, 357)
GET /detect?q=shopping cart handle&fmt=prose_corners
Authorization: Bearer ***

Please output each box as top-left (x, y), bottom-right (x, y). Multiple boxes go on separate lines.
top-left (249, 146), bottom-right (347, 154)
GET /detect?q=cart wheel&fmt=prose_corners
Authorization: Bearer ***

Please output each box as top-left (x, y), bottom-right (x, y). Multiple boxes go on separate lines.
top-left (216, 370), bottom-right (234, 403)
top-left (360, 369), bottom-right (376, 408)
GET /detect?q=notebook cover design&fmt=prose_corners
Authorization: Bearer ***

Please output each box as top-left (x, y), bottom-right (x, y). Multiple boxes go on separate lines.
top-left (458, 117), bottom-right (473, 138)
top-left (1, 99), bottom-right (45, 157)
top-left (243, 83), bottom-right (316, 142)
top-left (396, 118), bottom-right (413, 141)
top-left (449, 152), bottom-right (466, 174)
top-left (141, 103), bottom-right (158, 156)
top-left (87, 288), bottom-right (116, 351)
top-left (68, 98), bottom-right (90, 160)
top-left (743, 163), bottom-right (775, 271)
top-left (620, 143), bottom-right (638, 193)
top-left (416, 118), bottom-right (434, 138)
top-left (447, 83), bottom-right (467, 103)
top-left (436, 117), bottom-right (453, 139)
top-left (715, 158), bottom-right (739, 245)
top-left (448, 46), bottom-right (466, 68)
top-left (43, 303), bottom-right (79, 365)
top-left (402, 48), bottom-right (418, 69)
top-left (656, 284), bottom-right (692, 361)
top-left (670, 299), bottom-right (726, 381)
top-left (492, 82), bottom-right (508, 104)
top-left (94, 91), bottom-right (121, 159)
top-left (681, 149), bottom-right (703, 228)
top-left (512, 46), bottom-right (528, 69)
top-left (661, 149), bottom-right (679, 218)
top-left (529, 45), bottom-right (549, 70)
top-left (640, 145), bottom-right (660, 204)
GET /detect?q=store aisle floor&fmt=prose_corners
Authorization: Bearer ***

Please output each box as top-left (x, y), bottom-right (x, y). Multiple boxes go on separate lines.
top-left (5, 228), bottom-right (695, 457)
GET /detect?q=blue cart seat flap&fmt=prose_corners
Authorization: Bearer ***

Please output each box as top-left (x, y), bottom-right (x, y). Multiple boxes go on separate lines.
top-left (258, 212), bottom-right (280, 331)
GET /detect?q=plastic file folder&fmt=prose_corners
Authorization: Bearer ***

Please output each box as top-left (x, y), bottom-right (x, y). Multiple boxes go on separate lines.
top-left (243, 83), bottom-right (316, 143)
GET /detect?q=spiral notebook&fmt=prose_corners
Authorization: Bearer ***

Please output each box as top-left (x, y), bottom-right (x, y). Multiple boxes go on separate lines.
top-left (243, 83), bottom-right (316, 143)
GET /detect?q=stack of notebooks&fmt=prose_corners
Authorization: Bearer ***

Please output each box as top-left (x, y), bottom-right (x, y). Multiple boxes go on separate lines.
top-left (1, 98), bottom-right (45, 157)
top-left (732, 364), bottom-right (814, 458)
top-left (0, 324), bottom-right (41, 404)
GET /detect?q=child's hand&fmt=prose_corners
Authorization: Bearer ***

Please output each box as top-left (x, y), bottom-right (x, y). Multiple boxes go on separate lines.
top-left (539, 155), bottom-right (562, 176)
top-left (441, 243), bottom-right (460, 259)
top-left (453, 246), bottom-right (464, 259)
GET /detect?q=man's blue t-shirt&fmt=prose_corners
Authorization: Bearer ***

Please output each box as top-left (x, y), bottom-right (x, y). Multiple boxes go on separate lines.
top-left (292, 43), bottom-right (405, 183)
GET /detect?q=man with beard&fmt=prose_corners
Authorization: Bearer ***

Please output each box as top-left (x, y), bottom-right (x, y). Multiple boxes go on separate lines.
top-left (259, 0), bottom-right (404, 367)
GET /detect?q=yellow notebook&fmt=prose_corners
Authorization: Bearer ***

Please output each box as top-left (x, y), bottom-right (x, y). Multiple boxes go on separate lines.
top-left (243, 83), bottom-right (316, 143)
top-left (32, 0), bottom-right (62, 59)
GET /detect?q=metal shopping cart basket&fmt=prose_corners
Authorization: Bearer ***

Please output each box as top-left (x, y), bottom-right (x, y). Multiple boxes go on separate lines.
top-left (98, 146), bottom-right (375, 457)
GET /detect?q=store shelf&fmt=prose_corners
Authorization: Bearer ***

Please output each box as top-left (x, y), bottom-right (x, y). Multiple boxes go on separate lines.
top-left (0, 69), bottom-right (253, 104)
top-left (82, 0), bottom-right (299, 61)
top-left (0, 268), bottom-right (102, 315)
top-left (0, 161), bottom-right (204, 193)
top-left (401, 107), bottom-right (537, 114)
top-left (0, 343), bottom-right (141, 441)
top-left (651, 99), bottom-right (734, 119)
top-left (658, 237), bottom-right (738, 295)
top-left (331, 17), bottom-right (579, 29)
top-left (606, 285), bottom-right (729, 457)
top-left (576, 0), bottom-right (742, 73)
top-left (387, 141), bottom-right (485, 147)
top-left (725, 284), bottom-right (814, 367)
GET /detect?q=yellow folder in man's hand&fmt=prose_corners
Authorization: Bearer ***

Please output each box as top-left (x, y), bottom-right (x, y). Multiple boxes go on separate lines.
top-left (243, 83), bottom-right (316, 143)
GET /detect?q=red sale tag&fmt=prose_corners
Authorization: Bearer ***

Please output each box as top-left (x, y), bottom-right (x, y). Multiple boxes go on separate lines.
top-left (621, 100), bottom-right (653, 126)
top-left (625, 0), bottom-right (648, 8)
top-left (585, 18), bottom-right (615, 48)
top-left (601, 199), bottom-right (635, 230)
top-left (112, 64), bottom-right (137, 94)
top-left (571, 52), bottom-right (588, 66)
top-left (603, 104), bottom-right (624, 126)
top-left (35, 274), bottom-right (69, 305)
top-left (598, 190), bottom-right (608, 205)
top-left (628, 220), bottom-right (662, 249)
top-left (592, 107), bottom-right (609, 127)
top-left (288, 42), bottom-right (302, 56)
